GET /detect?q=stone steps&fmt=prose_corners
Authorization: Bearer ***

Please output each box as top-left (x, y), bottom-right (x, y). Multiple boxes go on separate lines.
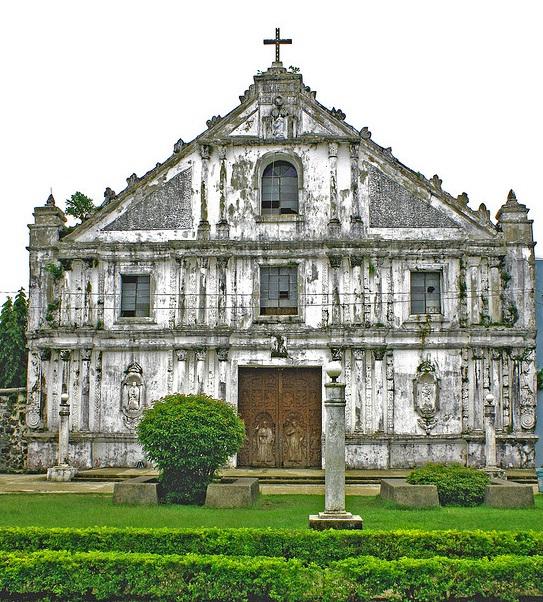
top-left (73, 467), bottom-right (537, 485)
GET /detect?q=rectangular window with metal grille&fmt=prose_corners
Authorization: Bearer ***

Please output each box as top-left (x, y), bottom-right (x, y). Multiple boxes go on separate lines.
top-left (120, 274), bottom-right (151, 317)
top-left (260, 266), bottom-right (298, 315)
top-left (410, 271), bottom-right (441, 314)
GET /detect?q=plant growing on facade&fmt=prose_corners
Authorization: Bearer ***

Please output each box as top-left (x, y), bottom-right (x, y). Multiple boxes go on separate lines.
top-left (137, 393), bottom-right (245, 504)
top-left (44, 262), bottom-right (64, 282)
top-left (65, 191), bottom-right (96, 223)
top-left (45, 301), bottom-right (60, 326)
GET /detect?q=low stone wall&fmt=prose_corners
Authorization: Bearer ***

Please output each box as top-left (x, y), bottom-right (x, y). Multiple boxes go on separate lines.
top-left (205, 478), bottom-right (260, 508)
top-left (380, 479), bottom-right (440, 508)
top-left (380, 477), bottom-right (535, 508)
top-left (0, 388), bottom-right (27, 472)
top-left (112, 476), bottom-right (158, 505)
top-left (484, 479), bottom-right (535, 508)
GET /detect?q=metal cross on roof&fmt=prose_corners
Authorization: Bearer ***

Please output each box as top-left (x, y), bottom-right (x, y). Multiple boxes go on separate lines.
top-left (263, 27), bottom-right (292, 63)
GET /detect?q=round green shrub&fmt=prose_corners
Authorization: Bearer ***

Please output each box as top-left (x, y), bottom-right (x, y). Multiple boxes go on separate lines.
top-left (137, 394), bottom-right (245, 504)
top-left (406, 463), bottom-right (490, 506)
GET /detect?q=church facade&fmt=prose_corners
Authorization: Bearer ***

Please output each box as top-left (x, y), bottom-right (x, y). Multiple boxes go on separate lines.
top-left (25, 54), bottom-right (537, 470)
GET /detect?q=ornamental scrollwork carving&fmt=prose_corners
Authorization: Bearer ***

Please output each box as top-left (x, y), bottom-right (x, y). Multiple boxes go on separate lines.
top-left (413, 360), bottom-right (440, 435)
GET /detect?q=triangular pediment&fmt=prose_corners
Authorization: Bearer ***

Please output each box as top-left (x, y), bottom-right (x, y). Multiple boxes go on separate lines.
top-left (103, 167), bottom-right (192, 231)
top-left (204, 65), bottom-right (359, 142)
top-left (367, 164), bottom-right (459, 228)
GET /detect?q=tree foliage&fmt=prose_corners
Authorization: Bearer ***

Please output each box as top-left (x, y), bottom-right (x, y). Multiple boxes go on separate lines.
top-left (65, 191), bottom-right (96, 222)
top-left (0, 289), bottom-right (28, 388)
top-left (137, 393), bottom-right (245, 504)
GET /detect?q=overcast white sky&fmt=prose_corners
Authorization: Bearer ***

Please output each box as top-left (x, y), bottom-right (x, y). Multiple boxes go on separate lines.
top-left (1, 0), bottom-right (542, 305)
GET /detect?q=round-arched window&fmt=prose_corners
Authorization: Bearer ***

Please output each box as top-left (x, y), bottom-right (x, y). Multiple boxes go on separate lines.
top-left (261, 160), bottom-right (298, 215)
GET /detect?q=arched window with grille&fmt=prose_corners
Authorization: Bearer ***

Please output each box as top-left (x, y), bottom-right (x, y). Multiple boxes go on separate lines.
top-left (261, 160), bottom-right (299, 215)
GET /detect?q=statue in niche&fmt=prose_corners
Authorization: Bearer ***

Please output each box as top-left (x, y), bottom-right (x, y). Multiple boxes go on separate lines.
top-left (284, 413), bottom-right (304, 464)
top-left (121, 362), bottom-right (145, 427)
top-left (270, 95), bottom-right (289, 139)
top-left (253, 413), bottom-right (275, 465)
top-left (413, 361), bottom-right (440, 435)
top-left (271, 334), bottom-right (288, 358)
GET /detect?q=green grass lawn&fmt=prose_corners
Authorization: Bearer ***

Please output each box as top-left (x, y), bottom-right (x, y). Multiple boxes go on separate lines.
top-left (0, 493), bottom-right (541, 530)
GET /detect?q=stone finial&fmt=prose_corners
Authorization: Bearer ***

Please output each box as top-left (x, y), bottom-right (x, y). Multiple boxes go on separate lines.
top-left (206, 115), bottom-right (222, 129)
top-left (431, 174), bottom-right (443, 190)
top-left (103, 187), bottom-right (116, 203)
top-left (173, 139), bottom-right (185, 153)
top-left (126, 173), bottom-right (139, 187)
top-left (495, 189), bottom-right (532, 242)
top-left (383, 147), bottom-right (393, 157)
top-left (45, 193), bottom-right (56, 207)
top-left (478, 202), bottom-right (491, 222)
top-left (457, 192), bottom-right (469, 206)
top-left (330, 107), bottom-right (346, 121)
top-left (507, 189), bottom-right (518, 204)
top-left (360, 126), bottom-right (372, 140)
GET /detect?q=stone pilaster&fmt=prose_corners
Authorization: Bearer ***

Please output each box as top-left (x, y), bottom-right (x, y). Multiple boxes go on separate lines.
top-left (80, 348), bottom-right (92, 431)
top-left (198, 144), bottom-right (211, 239)
top-left (175, 349), bottom-right (187, 394)
top-left (216, 146), bottom-right (230, 239)
top-left (217, 348), bottom-right (229, 401)
top-left (328, 142), bottom-right (340, 235)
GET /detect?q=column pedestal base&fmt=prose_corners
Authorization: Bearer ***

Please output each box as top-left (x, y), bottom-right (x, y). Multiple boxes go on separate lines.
top-left (308, 511), bottom-right (363, 530)
top-left (47, 465), bottom-right (77, 482)
top-left (482, 466), bottom-right (506, 480)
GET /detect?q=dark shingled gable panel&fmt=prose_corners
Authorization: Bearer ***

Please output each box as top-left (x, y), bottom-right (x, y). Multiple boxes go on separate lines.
top-left (368, 164), bottom-right (459, 228)
top-left (104, 168), bottom-right (192, 231)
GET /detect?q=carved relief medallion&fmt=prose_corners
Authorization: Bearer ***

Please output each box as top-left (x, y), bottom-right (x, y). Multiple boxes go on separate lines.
top-left (121, 362), bottom-right (145, 429)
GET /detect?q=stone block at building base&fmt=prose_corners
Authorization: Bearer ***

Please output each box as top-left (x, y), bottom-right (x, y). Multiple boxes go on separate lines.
top-left (484, 479), bottom-right (534, 508)
top-left (46, 465), bottom-right (77, 482)
top-left (205, 478), bottom-right (259, 508)
top-left (112, 476), bottom-right (158, 505)
top-left (308, 512), bottom-right (363, 530)
top-left (380, 479), bottom-right (440, 508)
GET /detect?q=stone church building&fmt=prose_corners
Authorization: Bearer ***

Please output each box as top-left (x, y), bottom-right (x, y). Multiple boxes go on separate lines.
top-left (25, 45), bottom-right (537, 470)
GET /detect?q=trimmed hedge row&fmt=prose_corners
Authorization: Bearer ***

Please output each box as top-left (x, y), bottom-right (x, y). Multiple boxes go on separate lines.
top-left (0, 527), bottom-right (542, 563)
top-left (0, 550), bottom-right (542, 601)
top-left (335, 554), bottom-right (543, 601)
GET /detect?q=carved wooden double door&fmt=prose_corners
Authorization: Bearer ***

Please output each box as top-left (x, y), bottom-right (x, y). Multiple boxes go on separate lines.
top-left (238, 367), bottom-right (322, 468)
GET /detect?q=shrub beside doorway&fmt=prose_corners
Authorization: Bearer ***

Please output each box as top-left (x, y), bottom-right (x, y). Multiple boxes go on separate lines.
top-left (137, 394), bottom-right (245, 504)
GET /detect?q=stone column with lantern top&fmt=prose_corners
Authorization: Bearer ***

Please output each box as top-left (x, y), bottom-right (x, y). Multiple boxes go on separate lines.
top-left (309, 361), bottom-right (363, 529)
top-left (483, 393), bottom-right (506, 480)
top-left (46, 389), bottom-right (77, 482)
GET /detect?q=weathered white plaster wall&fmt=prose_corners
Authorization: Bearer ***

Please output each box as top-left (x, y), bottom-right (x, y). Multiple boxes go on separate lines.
top-left (24, 63), bottom-right (537, 470)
